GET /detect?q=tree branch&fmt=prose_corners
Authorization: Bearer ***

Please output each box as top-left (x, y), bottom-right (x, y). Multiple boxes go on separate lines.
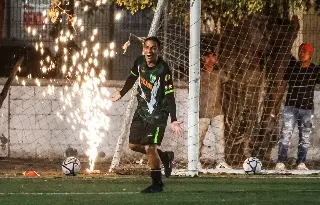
top-left (0, 57), bottom-right (24, 108)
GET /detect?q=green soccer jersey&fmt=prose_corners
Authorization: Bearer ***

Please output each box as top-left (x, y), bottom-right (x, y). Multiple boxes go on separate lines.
top-left (131, 55), bottom-right (175, 125)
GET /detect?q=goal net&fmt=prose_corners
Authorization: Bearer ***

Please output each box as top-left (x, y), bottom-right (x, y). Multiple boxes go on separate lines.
top-left (112, 0), bottom-right (320, 174)
top-left (2, 0), bottom-right (320, 175)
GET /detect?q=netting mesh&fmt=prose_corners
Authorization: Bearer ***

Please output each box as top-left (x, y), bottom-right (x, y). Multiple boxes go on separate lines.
top-left (1, 0), bottom-right (320, 175)
top-left (143, 0), bottom-right (320, 172)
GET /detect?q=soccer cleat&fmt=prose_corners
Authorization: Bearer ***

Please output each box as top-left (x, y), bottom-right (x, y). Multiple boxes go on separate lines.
top-left (215, 162), bottom-right (232, 169)
top-left (164, 151), bottom-right (174, 177)
top-left (275, 162), bottom-right (286, 171)
top-left (297, 163), bottom-right (309, 170)
top-left (141, 183), bottom-right (163, 193)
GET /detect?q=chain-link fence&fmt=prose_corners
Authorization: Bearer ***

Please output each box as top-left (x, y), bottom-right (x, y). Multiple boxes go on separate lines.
top-left (2, 0), bottom-right (153, 80)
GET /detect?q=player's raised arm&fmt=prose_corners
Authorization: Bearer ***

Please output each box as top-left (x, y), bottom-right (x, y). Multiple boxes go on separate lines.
top-left (110, 59), bottom-right (139, 102)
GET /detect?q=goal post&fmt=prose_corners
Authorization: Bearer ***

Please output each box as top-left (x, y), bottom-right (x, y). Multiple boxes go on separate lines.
top-left (188, 0), bottom-right (201, 177)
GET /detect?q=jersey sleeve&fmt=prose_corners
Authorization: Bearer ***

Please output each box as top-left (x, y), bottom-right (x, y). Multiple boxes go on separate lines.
top-left (119, 57), bottom-right (139, 97)
top-left (163, 67), bottom-right (175, 96)
top-left (163, 65), bottom-right (177, 122)
top-left (130, 57), bottom-right (139, 77)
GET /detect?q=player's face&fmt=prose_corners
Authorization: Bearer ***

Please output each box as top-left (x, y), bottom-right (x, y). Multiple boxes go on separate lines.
top-left (298, 47), bottom-right (312, 62)
top-left (143, 40), bottom-right (160, 65)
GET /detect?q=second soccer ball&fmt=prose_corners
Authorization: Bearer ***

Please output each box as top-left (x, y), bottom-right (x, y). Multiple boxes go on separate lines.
top-left (243, 157), bottom-right (262, 174)
top-left (62, 156), bottom-right (81, 176)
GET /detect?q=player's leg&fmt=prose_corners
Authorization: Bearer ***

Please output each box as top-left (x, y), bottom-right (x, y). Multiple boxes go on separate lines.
top-left (155, 149), bottom-right (174, 178)
top-left (140, 125), bottom-right (166, 193)
top-left (150, 125), bottom-right (174, 178)
top-left (129, 143), bottom-right (146, 154)
top-left (276, 106), bottom-right (297, 170)
top-left (161, 151), bottom-right (174, 178)
top-left (129, 142), bottom-right (169, 161)
top-left (147, 144), bottom-right (162, 183)
top-left (128, 112), bottom-right (167, 158)
top-left (128, 112), bottom-right (145, 153)
top-left (129, 140), bottom-right (169, 169)
top-left (296, 109), bottom-right (313, 170)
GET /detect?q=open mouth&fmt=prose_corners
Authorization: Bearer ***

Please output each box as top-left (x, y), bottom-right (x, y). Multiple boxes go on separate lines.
top-left (146, 54), bottom-right (153, 59)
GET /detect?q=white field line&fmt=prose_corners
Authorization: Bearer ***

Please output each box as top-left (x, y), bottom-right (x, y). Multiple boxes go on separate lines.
top-left (174, 169), bottom-right (320, 176)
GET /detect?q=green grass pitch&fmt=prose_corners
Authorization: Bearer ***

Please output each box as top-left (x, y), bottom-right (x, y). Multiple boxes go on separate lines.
top-left (1, 176), bottom-right (320, 205)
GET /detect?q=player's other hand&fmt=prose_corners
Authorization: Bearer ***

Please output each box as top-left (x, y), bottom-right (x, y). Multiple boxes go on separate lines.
top-left (171, 121), bottom-right (182, 137)
top-left (110, 90), bottom-right (121, 102)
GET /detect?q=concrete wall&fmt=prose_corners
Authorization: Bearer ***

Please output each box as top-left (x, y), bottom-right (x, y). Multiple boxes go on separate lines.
top-left (1, 84), bottom-right (320, 166)
top-left (0, 85), bottom-right (189, 163)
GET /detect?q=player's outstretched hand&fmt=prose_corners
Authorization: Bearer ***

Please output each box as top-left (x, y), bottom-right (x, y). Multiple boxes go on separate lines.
top-left (110, 90), bottom-right (121, 102)
top-left (171, 121), bottom-right (182, 137)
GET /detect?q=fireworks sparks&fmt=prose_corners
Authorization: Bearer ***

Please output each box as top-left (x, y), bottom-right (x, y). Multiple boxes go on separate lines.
top-left (18, 0), bottom-right (121, 172)
top-left (115, 12), bottom-right (122, 21)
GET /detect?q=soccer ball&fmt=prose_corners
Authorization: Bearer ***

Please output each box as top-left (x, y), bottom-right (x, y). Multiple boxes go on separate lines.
top-left (62, 157), bottom-right (81, 176)
top-left (243, 157), bottom-right (262, 174)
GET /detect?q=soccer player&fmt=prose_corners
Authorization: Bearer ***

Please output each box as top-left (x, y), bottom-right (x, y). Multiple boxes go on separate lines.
top-left (111, 36), bottom-right (182, 193)
top-left (199, 47), bottom-right (231, 170)
top-left (275, 43), bottom-right (320, 171)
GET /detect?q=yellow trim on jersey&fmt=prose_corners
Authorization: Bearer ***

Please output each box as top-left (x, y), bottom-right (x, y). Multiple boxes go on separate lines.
top-left (154, 127), bottom-right (160, 144)
top-left (131, 71), bottom-right (138, 76)
top-left (165, 90), bottom-right (174, 95)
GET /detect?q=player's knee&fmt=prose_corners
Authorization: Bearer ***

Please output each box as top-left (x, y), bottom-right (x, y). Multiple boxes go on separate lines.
top-left (145, 145), bottom-right (157, 154)
top-left (129, 143), bottom-right (138, 151)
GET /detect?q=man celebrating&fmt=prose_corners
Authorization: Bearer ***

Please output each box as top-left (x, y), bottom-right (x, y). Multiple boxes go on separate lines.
top-left (111, 36), bottom-right (182, 193)
top-left (275, 43), bottom-right (320, 171)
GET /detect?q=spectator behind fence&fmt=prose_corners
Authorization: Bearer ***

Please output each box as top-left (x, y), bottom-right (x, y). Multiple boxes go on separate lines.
top-left (275, 43), bottom-right (320, 171)
top-left (198, 47), bottom-right (231, 170)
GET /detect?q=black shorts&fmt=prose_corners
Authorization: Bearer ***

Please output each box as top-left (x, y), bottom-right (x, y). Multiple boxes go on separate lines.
top-left (129, 112), bottom-right (166, 146)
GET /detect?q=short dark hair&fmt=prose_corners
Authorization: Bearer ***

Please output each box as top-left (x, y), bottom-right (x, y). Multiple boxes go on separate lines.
top-left (203, 48), bottom-right (215, 56)
top-left (144, 36), bottom-right (161, 48)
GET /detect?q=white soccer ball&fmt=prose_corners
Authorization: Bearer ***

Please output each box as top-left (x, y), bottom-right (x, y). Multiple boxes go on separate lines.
top-left (62, 157), bottom-right (81, 176)
top-left (243, 157), bottom-right (262, 174)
